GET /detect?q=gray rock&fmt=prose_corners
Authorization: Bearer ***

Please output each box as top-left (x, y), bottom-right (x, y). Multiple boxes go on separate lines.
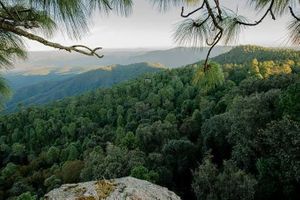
top-left (45, 177), bottom-right (181, 200)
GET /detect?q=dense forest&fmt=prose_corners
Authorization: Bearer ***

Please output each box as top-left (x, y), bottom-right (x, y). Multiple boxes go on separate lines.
top-left (0, 46), bottom-right (299, 200)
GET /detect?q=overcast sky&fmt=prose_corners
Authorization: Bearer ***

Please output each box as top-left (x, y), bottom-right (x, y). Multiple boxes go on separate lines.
top-left (26, 0), bottom-right (292, 51)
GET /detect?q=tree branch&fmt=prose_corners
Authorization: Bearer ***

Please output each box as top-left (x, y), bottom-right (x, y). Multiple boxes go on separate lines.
top-left (237, 0), bottom-right (275, 26)
top-left (0, 2), bottom-right (37, 28)
top-left (204, 31), bottom-right (222, 71)
top-left (213, 0), bottom-right (222, 20)
top-left (179, 0), bottom-right (226, 71)
top-left (0, 21), bottom-right (103, 58)
top-left (181, 1), bottom-right (205, 18)
top-left (289, 6), bottom-right (300, 21)
top-left (204, 0), bottom-right (223, 34)
top-left (203, 0), bottom-right (223, 71)
top-left (0, 16), bottom-right (39, 28)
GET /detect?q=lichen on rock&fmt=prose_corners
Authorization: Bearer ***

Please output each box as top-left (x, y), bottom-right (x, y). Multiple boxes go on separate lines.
top-left (45, 177), bottom-right (181, 200)
top-left (95, 180), bottom-right (116, 199)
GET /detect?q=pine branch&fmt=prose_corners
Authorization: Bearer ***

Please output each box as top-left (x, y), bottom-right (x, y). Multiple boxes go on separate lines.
top-left (203, 0), bottom-right (223, 71)
top-left (289, 6), bottom-right (300, 21)
top-left (0, 21), bottom-right (103, 58)
top-left (236, 0), bottom-right (275, 26)
top-left (204, 31), bottom-right (222, 71)
top-left (213, 0), bottom-right (222, 20)
top-left (181, 1), bottom-right (205, 18)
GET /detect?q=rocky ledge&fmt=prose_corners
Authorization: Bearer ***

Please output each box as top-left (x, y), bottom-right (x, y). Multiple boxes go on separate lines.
top-left (45, 177), bottom-right (181, 200)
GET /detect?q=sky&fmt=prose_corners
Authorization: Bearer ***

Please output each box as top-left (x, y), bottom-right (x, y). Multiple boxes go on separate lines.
top-left (26, 0), bottom-right (292, 51)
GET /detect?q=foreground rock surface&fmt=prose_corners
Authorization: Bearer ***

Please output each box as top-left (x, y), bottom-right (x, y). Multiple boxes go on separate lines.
top-left (45, 177), bottom-right (181, 200)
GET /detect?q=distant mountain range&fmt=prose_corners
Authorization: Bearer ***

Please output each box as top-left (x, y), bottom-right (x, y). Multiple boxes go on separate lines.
top-left (2, 46), bottom-right (232, 111)
top-left (7, 45), bottom-right (296, 112)
top-left (130, 46), bottom-right (232, 67)
top-left (7, 46), bottom-right (232, 75)
top-left (5, 63), bottom-right (164, 112)
top-left (5, 73), bottom-right (74, 90)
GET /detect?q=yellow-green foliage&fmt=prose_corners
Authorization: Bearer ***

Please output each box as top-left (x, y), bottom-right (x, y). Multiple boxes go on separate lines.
top-left (250, 59), bottom-right (293, 78)
top-left (193, 63), bottom-right (225, 92)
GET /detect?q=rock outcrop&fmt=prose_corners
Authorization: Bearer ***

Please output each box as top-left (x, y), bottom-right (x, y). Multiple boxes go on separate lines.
top-left (45, 177), bottom-right (181, 200)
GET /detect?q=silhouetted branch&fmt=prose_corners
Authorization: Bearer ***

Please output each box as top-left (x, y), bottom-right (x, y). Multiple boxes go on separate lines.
top-left (204, 31), bottom-right (222, 71)
top-left (213, 0), bottom-right (222, 20)
top-left (180, 0), bottom-right (224, 71)
top-left (181, 1), bottom-right (205, 18)
top-left (236, 0), bottom-right (275, 26)
top-left (202, 0), bottom-right (223, 71)
top-left (289, 6), bottom-right (300, 21)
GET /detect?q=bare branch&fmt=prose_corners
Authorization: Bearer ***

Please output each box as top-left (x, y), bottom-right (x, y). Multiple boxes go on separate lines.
top-left (237, 0), bottom-right (275, 26)
top-left (204, 31), bottom-right (222, 71)
top-left (202, 0), bottom-right (223, 71)
top-left (204, 0), bottom-right (223, 33)
top-left (289, 6), bottom-right (300, 21)
top-left (71, 45), bottom-right (103, 58)
top-left (181, 1), bottom-right (205, 18)
top-left (213, 0), bottom-right (222, 20)
top-left (0, 21), bottom-right (103, 58)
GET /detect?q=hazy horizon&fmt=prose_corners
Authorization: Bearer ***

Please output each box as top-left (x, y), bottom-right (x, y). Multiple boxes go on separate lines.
top-left (25, 45), bottom-right (300, 53)
top-left (26, 0), bottom-right (293, 51)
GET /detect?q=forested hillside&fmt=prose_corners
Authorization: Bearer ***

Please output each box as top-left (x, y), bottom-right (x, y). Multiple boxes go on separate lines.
top-left (5, 74), bottom-right (75, 90)
top-left (5, 63), bottom-right (164, 112)
top-left (213, 45), bottom-right (300, 64)
top-left (0, 46), bottom-right (299, 200)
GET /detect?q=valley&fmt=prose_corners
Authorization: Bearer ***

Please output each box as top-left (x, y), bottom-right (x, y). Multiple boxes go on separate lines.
top-left (0, 46), bottom-right (299, 199)
top-left (3, 46), bottom-right (231, 112)
top-left (1, 1), bottom-right (300, 199)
